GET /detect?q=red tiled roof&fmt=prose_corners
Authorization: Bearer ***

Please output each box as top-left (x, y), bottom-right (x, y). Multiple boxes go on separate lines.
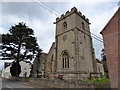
top-left (96, 59), bottom-right (102, 64)
top-left (41, 52), bottom-right (48, 56)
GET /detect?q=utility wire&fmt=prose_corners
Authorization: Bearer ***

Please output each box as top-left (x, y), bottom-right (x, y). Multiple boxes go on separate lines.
top-left (75, 27), bottom-right (103, 43)
top-left (40, 2), bottom-right (103, 42)
top-left (32, 0), bottom-right (58, 16)
top-left (39, 2), bottom-right (103, 41)
top-left (41, 2), bottom-right (61, 15)
top-left (32, 0), bottom-right (103, 43)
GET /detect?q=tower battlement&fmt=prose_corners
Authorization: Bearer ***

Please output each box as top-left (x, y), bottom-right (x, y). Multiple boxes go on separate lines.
top-left (55, 7), bottom-right (90, 24)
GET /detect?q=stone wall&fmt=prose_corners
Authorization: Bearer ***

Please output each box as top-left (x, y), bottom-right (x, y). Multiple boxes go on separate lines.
top-left (96, 62), bottom-right (104, 76)
top-left (45, 42), bottom-right (55, 73)
top-left (32, 53), bottom-right (47, 75)
top-left (55, 7), bottom-right (96, 74)
top-left (44, 7), bottom-right (101, 80)
top-left (29, 78), bottom-right (94, 88)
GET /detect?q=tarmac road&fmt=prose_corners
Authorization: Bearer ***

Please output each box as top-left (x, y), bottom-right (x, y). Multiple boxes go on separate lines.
top-left (0, 77), bottom-right (42, 90)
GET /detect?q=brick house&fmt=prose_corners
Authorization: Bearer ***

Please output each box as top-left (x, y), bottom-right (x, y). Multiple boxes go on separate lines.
top-left (100, 7), bottom-right (120, 88)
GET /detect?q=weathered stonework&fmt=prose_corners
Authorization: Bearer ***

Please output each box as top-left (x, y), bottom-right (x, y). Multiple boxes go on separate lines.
top-left (96, 59), bottom-right (105, 76)
top-left (32, 53), bottom-right (47, 76)
top-left (55, 7), bottom-right (90, 24)
top-left (43, 7), bottom-right (103, 80)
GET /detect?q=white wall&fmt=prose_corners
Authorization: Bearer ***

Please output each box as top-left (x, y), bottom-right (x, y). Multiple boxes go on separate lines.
top-left (2, 66), bottom-right (11, 78)
top-left (19, 61), bottom-right (31, 77)
top-left (2, 61), bottom-right (31, 78)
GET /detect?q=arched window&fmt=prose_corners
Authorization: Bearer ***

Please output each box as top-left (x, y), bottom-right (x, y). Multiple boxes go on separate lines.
top-left (63, 22), bottom-right (67, 30)
top-left (62, 52), bottom-right (69, 68)
top-left (82, 22), bottom-right (85, 31)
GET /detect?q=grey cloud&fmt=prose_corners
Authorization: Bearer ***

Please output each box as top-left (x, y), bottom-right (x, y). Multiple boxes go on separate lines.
top-left (92, 38), bottom-right (104, 59)
top-left (2, 2), bottom-right (54, 21)
top-left (1, 2), bottom-right (118, 58)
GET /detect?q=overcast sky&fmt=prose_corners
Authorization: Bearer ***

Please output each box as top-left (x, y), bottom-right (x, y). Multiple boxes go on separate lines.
top-left (0, 0), bottom-right (119, 70)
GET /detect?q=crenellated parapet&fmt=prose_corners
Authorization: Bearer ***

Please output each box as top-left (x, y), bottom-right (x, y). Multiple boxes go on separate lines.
top-left (55, 7), bottom-right (90, 24)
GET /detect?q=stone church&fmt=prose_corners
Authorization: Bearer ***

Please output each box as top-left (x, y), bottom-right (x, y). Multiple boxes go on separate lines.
top-left (33, 7), bottom-right (104, 79)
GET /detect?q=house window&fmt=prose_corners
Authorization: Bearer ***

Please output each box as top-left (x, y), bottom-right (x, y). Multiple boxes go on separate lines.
top-left (63, 22), bottom-right (67, 30)
top-left (62, 52), bottom-right (69, 68)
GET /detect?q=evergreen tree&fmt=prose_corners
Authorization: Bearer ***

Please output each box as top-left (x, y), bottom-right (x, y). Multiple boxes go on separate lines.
top-left (101, 49), bottom-right (106, 61)
top-left (2, 22), bottom-right (41, 77)
top-left (101, 49), bottom-right (108, 77)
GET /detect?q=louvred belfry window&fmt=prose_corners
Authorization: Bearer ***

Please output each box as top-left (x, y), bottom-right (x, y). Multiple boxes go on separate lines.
top-left (63, 22), bottom-right (67, 30)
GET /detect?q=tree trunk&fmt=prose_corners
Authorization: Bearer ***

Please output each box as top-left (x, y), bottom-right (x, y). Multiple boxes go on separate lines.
top-left (17, 43), bottom-right (21, 61)
top-left (16, 43), bottom-right (21, 77)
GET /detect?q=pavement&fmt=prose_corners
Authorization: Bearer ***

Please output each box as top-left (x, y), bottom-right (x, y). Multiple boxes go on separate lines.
top-left (0, 77), bottom-right (110, 89)
top-left (19, 80), bottom-right (46, 88)
top-left (1, 77), bottom-right (43, 90)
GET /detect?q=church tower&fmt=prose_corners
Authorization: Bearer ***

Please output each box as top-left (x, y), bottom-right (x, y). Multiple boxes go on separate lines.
top-left (54, 7), bottom-right (97, 77)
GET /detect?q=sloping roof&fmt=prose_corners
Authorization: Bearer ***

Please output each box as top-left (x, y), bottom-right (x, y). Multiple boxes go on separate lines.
top-left (47, 42), bottom-right (55, 55)
top-left (4, 60), bottom-right (32, 68)
top-left (4, 62), bottom-right (12, 68)
top-left (96, 58), bottom-right (102, 64)
top-left (100, 7), bottom-right (120, 34)
top-left (41, 52), bottom-right (48, 56)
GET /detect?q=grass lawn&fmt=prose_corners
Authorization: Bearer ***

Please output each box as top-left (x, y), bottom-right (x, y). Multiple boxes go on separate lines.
top-left (86, 77), bottom-right (110, 84)
top-left (23, 77), bottom-right (31, 81)
top-left (86, 77), bottom-right (110, 88)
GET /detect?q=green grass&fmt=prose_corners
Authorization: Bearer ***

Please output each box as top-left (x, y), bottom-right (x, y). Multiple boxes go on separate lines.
top-left (24, 77), bottom-right (30, 81)
top-left (86, 77), bottom-right (110, 84)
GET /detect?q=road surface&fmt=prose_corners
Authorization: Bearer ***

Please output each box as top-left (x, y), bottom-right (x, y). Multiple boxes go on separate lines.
top-left (1, 77), bottom-right (43, 90)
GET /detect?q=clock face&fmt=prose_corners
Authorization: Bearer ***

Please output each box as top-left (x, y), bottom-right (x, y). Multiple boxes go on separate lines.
top-left (62, 35), bottom-right (67, 41)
